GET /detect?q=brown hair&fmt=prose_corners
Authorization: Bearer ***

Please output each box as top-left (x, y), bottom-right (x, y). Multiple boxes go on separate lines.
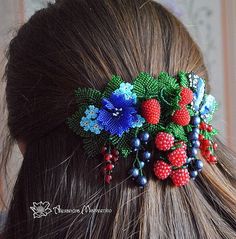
top-left (1, 0), bottom-right (236, 238)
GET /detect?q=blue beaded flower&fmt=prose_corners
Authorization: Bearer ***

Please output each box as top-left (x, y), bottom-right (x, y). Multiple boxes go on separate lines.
top-left (85, 105), bottom-right (99, 119)
top-left (132, 114), bottom-right (145, 128)
top-left (188, 73), bottom-right (205, 111)
top-left (200, 94), bottom-right (217, 122)
top-left (97, 92), bottom-right (138, 136)
top-left (80, 117), bottom-right (93, 131)
top-left (89, 120), bottom-right (104, 134)
top-left (80, 105), bottom-right (104, 134)
top-left (114, 82), bottom-right (137, 102)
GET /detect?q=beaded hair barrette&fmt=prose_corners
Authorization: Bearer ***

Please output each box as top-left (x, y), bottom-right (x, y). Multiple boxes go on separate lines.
top-left (67, 72), bottom-right (218, 187)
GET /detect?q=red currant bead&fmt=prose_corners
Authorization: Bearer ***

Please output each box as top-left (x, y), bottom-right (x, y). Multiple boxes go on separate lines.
top-left (106, 163), bottom-right (114, 171)
top-left (101, 146), bottom-right (108, 155)
top-left (209, 155), bottom-right (217, 163)
top-left (111, 149), bottom-right (119, 157)
top-left (213, 142), bottom-right (218, 150)
top-left (101, 166), bottom-right (107, 175)
top-left (204, 150), bottom-right (211, 158)
top-left (207, 125), bottom-right (213, 132)
top-left (203, 139), bottom-right (210, 147)
top-left (104, 153), bottom-right (113, 161)
top-left (112, 156), bottom-right (119, 162)
top-left (199, 122), bottom-right (207, 130)
top-left (105, 175), bottom-right (112, 184)
top-left (198, 134), bottom-right (204, 141)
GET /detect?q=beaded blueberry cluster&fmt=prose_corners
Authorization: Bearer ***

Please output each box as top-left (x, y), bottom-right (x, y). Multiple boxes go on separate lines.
top-left (67, 72), bottom-right (218, 187)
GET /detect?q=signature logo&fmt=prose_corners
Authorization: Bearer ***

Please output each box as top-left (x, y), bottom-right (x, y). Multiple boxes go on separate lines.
top-left (30, 201), bottom-right (52, 218)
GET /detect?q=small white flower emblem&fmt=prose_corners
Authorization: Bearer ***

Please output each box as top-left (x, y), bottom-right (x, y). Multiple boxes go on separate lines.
top-left (30, 201), bottom-right (52, 218)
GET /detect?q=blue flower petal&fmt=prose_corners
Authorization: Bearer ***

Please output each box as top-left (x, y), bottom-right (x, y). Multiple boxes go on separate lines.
top-left (200, 94), bottom-right (217, 122)
top-left (85, 105), bottom-right (99, 119)
top-left (102, 98), bottom-right (115, 110)
top-left (188, 73), bottom-right (205, 111)
top-left (97, 92), bottom-right (138, 136)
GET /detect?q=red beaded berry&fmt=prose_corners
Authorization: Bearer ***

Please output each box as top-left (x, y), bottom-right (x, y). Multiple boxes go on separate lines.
top-left (179, 87), bottom-right (194, 105)
top-left (171, 168), bottom-right (190, 187)
top-left (168, 148), bottom-right (187, 167)
top-left (199, 122), bottom-right (207, 130)
top-left (207, 125), bottom-right (213, 132)
top-left (153, 161), bottom-right (172, 180)
top-left (106, 163), bottom-right (114, 171)
top-left (174, 141), bottom-right (187, 150)
top-left (101, 146), bottom-right (108, 155)
top-left (105, 175), bottom-right (112, 184)
top-left (141, 99), bottom-right (161, 124)
top-left (213, 142), bottom-right (218, 150)
top-left (172, 106), bottom-right (190, 126)
top-left (104, 153), bottom-right (113, 161)
top-left (198, 134), bottom-right (204, 141)
top-left (208, 155), bottom-right (217, 163)
top-left (155, 132), bottom-right (174, 151)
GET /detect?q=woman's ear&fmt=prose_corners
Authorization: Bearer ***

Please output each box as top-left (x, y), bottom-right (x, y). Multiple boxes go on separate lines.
top-left (17, 140), bottom-right (26, 156)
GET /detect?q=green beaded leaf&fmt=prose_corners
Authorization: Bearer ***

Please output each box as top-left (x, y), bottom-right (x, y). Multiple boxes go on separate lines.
top-left (75, 88), bottom-right (102, 107)
top-left (156, 72), bottom-right (181, 112)
top-left (165, 122), bottom-right (188, 141)
top-left (184, 124), bottom-right (193, 134)
top-left (200, 128), bottom-right (218, 140)
top-left (102, 75), bottom-right (124, 98)
top-left (83, 134), bottom-right (107, 158)
top-left (178, 71), bottom-right (189, 88)
top-left (186, 105), bottom-right (195, 117)
top-left (67, 106), bottom-right (93, 138)
top-left (133, 72), bottom-right (159, 99)
top-left (109, 130), bottom-right (136, 158)
top-left (142, 122), bottom-right (165, 135)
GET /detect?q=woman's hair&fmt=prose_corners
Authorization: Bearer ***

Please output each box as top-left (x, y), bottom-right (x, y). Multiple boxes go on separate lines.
top-left (1, 0), bottom-right (236, 238)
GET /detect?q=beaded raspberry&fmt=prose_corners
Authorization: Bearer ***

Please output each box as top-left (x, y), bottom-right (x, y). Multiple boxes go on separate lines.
top-left (141, 99), bottom-right (161, 124)
top-left (171, 168), bottom-right (190, 187)
top-left (153, 161), bottom-right (172, 180)
top-left (172, 106), bottom-right (190, 126)
top-left (174, 141), bottom-right (187, 150)
top-left (179, 87), bottom-right (193, 105)
top-left (168, 148), bottom-right (187, 167)
top-left (155, 132), bottom-right (174, 151)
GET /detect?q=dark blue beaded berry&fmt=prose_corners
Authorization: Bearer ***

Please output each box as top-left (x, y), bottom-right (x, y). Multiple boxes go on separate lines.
top-left (193, 159), bottom-right (203, 171)
top-left (191, 116), bottom-right (201, 126)
top-left (128, 168), bottom-right (139, 178)
top-left (141, 151), bottom-right (151, 161)
top-left (186, 157), bottom-right (194, 164)
top-left (192, 127), bottom-right (200, 135)
top-left (188, 147), bottom-right (198, 157)
top-left (136, 161), bottom-right (145, 169)
top-left (131, 138), bottom-right (141, 149)
top-left (139, 132), bottom-right (150, 142)
top-left (136, 175), bottom-right (147, 186)
top-left (192, 140), bottom-right (200, 148)
top-left (189, 170), bottom-right (198, 179)
top-left (188, 131), bottom-right (199, 140)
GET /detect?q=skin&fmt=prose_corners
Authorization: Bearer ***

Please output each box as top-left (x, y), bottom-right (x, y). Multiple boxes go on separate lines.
top-left (17, 141), bottom-right (26, 156)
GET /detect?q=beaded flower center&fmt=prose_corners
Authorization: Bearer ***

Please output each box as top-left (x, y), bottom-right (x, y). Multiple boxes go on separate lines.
top-left (112, 108), bottom-right (123, 117)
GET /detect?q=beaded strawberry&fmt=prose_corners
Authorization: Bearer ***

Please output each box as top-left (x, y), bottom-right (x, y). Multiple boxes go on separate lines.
top-left (172, 106), bottom-right (190, 126)
top-left (141, 99), bottom-right (161, 124)
top-left (179, 87), bottom-right (193, 105)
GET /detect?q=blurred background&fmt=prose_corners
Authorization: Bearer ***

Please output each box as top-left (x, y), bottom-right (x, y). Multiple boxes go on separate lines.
top-left (0, 0), bottom-right (236, 219)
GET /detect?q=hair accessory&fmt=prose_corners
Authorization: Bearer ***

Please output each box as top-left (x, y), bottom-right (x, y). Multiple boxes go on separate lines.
top-left (67, 72), bottom-right (218, 187)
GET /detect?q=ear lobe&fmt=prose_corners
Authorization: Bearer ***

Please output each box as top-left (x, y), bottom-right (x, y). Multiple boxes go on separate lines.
top-left (17, 140), bottom-right (26, 155)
